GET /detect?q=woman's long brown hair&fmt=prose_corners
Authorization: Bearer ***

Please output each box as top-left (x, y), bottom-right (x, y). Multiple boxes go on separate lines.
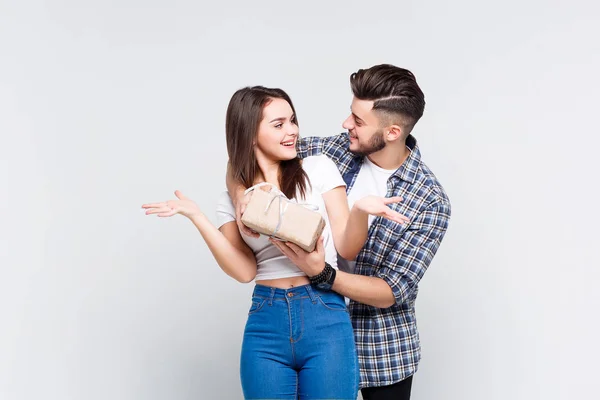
top-left (225, 86), bottom-right (309, 200)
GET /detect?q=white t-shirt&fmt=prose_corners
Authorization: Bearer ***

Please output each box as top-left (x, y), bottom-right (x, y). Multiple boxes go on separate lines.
top-left (337, 156), bottom-right (396, 273)
top-left (215, 155), bottom-right (346, 281)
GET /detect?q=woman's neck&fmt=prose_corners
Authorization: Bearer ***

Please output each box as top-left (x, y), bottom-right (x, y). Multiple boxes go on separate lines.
top-left (254, 152), bottom-right (281, 189)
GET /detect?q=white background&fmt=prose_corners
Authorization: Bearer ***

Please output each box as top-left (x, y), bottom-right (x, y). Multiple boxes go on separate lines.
top-left (1, 0), bottom-right (599, 399)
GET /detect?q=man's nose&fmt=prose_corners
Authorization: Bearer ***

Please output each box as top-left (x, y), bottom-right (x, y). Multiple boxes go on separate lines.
top-left (342, 115), bottom-right (354, 130)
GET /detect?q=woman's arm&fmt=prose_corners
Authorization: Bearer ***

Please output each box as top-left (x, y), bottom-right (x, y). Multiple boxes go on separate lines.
top-left (142, 190), bottom-right (257, 283)
top-left (322, 187), bottom-right (368, 261)
top-left (194, 216), bottom-right (257, 282)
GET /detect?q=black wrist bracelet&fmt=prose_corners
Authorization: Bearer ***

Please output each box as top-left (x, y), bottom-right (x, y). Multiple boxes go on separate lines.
top-left (309, 264), bottom-right (327, 283)
top-left (309, 262), bottom-right (334, 286)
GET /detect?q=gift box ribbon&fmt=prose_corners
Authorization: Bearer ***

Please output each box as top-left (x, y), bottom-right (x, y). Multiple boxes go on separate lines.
top-left (244, 182), bottom-right (320, 240)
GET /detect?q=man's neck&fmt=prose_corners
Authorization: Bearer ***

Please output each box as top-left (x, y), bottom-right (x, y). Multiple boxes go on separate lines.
top-left (366, 141), bottom-right (410, 171)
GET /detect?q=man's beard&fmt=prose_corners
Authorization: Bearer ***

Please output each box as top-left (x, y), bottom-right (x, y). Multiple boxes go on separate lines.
top-left (349, 129), bottom-right (386, 156)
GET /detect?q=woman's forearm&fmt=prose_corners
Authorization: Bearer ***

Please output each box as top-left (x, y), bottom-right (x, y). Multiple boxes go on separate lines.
top-left (336, 206), bottom-right (369, 261)
top-left (189, 213), bottom-right (257, 283)
top-left (322, 187), bottom-right (368, 261)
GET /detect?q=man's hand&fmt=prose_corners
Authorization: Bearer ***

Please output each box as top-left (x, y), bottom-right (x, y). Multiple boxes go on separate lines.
top-left (353, 195), bottom-right (410, 224)
top-left (226, 161), bottom-right (260, 238)
top-left (269, 237), bottom-right (326, 277)
top-left (231, 190), bottom-right (259, 238)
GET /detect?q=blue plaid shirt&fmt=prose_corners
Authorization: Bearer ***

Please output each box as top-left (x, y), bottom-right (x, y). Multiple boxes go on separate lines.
top-left (297, 133), bottom-right (451, 388)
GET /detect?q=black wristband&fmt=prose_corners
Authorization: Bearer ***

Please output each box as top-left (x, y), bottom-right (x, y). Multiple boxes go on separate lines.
top-left (309, 262), bottom-right (334, 286)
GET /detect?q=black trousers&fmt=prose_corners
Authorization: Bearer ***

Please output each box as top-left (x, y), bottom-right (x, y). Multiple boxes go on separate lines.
top-left (361, 375), bottom-right (413, 400)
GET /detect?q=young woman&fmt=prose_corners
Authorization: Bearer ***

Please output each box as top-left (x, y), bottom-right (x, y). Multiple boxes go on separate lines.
top-left (142, 86), bottom-right (407, 400)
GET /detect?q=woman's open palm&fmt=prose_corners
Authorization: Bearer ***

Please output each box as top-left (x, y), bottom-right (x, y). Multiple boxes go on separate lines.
top-left (142, 190), bottom-right (201, 219)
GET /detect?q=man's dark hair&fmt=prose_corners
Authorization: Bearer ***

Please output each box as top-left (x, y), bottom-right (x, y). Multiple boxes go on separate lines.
top-left (350, 64), bottom-right (425, 135)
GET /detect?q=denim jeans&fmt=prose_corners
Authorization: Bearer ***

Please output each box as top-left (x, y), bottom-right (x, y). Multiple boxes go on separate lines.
top-left (240, 284), bottom-right (359, 400)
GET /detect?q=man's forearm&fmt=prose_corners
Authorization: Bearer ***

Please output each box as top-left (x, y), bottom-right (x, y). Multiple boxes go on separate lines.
top-left (332, 271), bottom-right (395, 308)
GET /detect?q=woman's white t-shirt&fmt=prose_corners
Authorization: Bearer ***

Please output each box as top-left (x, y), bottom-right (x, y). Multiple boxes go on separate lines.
top-left (215, 155), bottom-right (345, 281)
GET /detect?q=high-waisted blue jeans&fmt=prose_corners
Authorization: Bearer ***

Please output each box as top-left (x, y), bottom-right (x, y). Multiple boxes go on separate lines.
top-left (240, 284), bottom-right (359, 400)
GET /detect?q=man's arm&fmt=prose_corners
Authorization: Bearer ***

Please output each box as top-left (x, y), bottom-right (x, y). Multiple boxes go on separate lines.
top-left (225, 162), bottom-right (258, 238)
top-left (372, 200), bottom-right (451, 307)
top-left (271, 238), bottom-right (395, 308)
top-left (331, 270), bottom-right (396, 308)
top-left (272, 200), bottom-right (451, 308)
top-left (296, 132), bottom-right (351, 165)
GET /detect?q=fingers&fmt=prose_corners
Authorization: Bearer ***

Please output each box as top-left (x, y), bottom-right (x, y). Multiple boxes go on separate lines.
top-left (174, 190), bottom-right (188, 200)
top-left (239, 222), bottom-right (260, 238)
top-left (233, 190), bottom-right (252, 208)
top-left (270, 239), bottom-right (296, 259)
top-left (142, 194), bottom-right (188, 218)
top-left (383, 196), bottom-right (403, 204)
top-left (285, 242), bottom-right (305, 256)
top-left (270, 239), bottom-right (283, 252)
top-left (157, 209), bottom-right (178, 217)
top-left (379, 196), bottom-right (409, 224)
top-left (142, 199), bottom-right (175, 210)
top-left (236, 202), bottom-right (247, 220)
top-left (384, 210), bottom-right (410, 224)
top-left (142, 202), bottom-right (167, 209)
top-left (316, 236), bottom-right (325, 253)
top-left (143, 197), bottom-right (176, 216)
top-left (144, 206), bottom-right (172, 215)
top-left (239, 193), bottom-right (252, 209)
top-left (143, 191), bottom-right (189, 210)
top-left (236, 211), bottom-right (259, 237)
top-left (236, 200), bottom-right (258, 237)
top-left (235, 200), bottom-right (242, 219)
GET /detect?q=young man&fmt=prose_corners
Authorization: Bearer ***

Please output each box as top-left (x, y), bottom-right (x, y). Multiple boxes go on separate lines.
top-left (228, 64), bottom-right (451, 400)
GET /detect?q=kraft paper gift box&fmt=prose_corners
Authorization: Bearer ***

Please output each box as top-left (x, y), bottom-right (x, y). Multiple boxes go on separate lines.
top-left (241, 186), bottom-right (326, 252)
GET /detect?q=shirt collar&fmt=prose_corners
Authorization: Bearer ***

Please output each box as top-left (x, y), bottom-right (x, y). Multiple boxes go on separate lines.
top-left (382, 134), bottom-right (421, 184)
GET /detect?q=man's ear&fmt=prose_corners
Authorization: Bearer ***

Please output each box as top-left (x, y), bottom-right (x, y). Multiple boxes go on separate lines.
top-left (385, 124), bottom-right (404, 142)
